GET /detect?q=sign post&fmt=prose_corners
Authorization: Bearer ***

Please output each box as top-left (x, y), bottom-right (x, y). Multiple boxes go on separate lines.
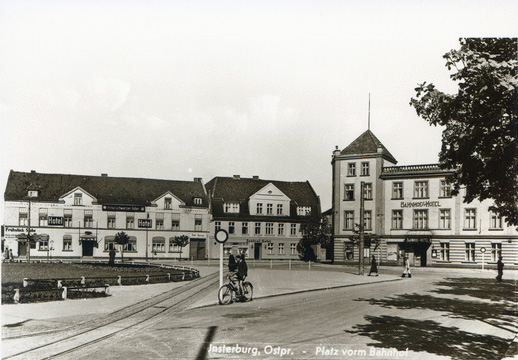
top-left (215, 230), bottom-right (229, 288)
top-left (480, 247), bottom-right (486, 271)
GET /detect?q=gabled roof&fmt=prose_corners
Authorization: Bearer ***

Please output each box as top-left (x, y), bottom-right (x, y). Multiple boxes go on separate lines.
top-left (4, 170), bottom-right (208, 207)
top-left (341, 130), bottom-right (397, 164)
top-left (206, 176), bottom-right (319, 206)
top-left (206, 176), bottom-right (321, 221)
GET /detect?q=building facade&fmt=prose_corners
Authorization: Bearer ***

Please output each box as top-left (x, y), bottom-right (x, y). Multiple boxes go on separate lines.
top-left (205, 175), bottom-right (322, 260)
top-left (3, 170), bottom-right (210, 261)
top-left (332, 130), bottom-right (518, 267)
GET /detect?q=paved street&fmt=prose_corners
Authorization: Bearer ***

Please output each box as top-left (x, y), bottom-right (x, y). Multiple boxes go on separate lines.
top-left (22, 265), bottom-right (515, 360)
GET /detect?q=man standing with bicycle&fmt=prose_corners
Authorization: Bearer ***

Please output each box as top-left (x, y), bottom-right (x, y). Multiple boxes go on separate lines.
top-left (236, 254), bottom-right (248, 298)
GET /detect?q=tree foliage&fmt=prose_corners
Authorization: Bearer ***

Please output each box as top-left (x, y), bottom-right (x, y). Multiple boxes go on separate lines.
top-left (114, 231), bottom-right (130, 262)
top-left (349, 223), bottom-right (381, 251)
top-left (410, 38), bottom-right (518, 226)
top-left (173, 235), bottom-right (190, 260)
top-left (297, 216), bottom-right (331, 262)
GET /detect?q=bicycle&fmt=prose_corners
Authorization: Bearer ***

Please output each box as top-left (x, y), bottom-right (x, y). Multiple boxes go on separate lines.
top-left (218, 274), bottom-right (253, 305)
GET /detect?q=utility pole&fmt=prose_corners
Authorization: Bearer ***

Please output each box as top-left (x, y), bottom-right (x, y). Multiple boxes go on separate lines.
top-left (27, 197), bottom-right (31, 262)
top-left (359, 181), bottom-right (365, 275)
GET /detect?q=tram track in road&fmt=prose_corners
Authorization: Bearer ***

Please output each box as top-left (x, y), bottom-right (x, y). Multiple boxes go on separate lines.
top-left (2, 272), bottom-right (220, 360)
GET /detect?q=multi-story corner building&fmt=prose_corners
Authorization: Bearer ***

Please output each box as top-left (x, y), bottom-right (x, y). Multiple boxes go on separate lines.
top-left (332, 130), bottom-right (518, 267)
top-left (205, 175), bottom-right (322, 260)
top-left (3, 170), bottom-right (210, 260)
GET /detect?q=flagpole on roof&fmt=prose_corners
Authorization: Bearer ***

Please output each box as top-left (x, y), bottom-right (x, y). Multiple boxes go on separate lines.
top-left (368, 93), bottom-right (371, 131)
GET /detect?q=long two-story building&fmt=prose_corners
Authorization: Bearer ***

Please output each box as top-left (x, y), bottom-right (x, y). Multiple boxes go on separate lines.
top-left (332, 130), bottom-right (518, 267)
top-left (3, 170), bottom-right (210, 260)
top-left (205, 175), bottom-right (322, 260)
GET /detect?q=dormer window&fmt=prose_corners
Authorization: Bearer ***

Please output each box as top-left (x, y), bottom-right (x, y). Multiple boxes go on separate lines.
top-left (297, 206), bottom-right (311, 216)
top-left (257, 203), bottom-right (263, 214)
top-left (74, 193), bottom-right (83, 205)
top-left (164, 197), bottom-right (172, 210)
top-left (224, 203), bottom-right (240, 213)
top-left (194, 197), bottom-right (202, 205)
top-left (28, 190), bottom-right (38, 198)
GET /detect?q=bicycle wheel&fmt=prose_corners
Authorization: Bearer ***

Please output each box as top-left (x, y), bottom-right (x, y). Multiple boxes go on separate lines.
top-left (242, 282), bottom-right (253, 302)
top-left (218, 285), bottom-right (233, 305)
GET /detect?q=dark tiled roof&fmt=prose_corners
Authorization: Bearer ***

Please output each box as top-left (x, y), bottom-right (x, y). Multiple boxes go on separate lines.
top-left (206, 176), bottom-right (321, 221)
top-left (341, 130), bottom-right (397, 164)
top-left (4, 170), bottom-right (208, 207)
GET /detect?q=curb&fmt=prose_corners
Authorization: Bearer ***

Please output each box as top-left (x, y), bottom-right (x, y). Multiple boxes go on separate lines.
top-left (191, 277), bottom-right (403, 309)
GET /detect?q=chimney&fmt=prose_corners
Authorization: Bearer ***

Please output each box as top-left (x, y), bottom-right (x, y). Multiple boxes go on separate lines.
top-left (194, 177), bottom-right (202, 183)
top-left (333, 146), bottom-right (341, 157)
top-left (252, 176), bottom-right (259, 180)
top-left (101, 173), bottom-right (108, 177)
top-left (233, 175), bottom-right (241, 180)
top-left (31, 170), bottom-right (36, 173)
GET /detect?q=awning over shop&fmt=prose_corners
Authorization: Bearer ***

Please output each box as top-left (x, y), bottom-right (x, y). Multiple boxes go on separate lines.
top-left (79, 232), bottom-right (98, 247)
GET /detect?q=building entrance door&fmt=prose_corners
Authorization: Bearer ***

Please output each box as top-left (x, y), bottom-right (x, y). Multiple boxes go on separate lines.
top-left (82, 242), bottom-right (94, 257)
top-left (18, 242), bottom-right (27, 257)
top-left (189, 238), bottom-right (206, 260)
top-left (415, 243), bottom-right (430, 267)
top-left (254, 243), bottom-right (262, 260)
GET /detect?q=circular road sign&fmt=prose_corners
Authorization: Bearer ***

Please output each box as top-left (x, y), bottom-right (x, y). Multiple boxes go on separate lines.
top-left (480, 247), bottom-right (486, 253)
top-left (215, 229), bottom-right (229, 244)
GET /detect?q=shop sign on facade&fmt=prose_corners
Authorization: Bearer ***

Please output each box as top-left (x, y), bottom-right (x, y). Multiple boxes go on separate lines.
top-left (401, 201), bottom-right (440, 208)
top-left (138, 219), bottom-right (153, 228)
top-left (5, 227), bottom-right (36, 233)
top-left (103, 205), bottom-right (145, 212)
top-left (48, 216), bottom-right (64, 226)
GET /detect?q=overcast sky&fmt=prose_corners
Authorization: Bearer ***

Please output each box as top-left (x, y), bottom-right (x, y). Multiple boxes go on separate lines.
top-left (1, 0), bottom-right (517, 221)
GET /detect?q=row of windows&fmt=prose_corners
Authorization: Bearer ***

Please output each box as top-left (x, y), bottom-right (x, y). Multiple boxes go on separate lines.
top-left (391, 180), bottom-right (451, 199)
top-left (215, 221), bottom-right (300, 236)
top-left (344, 183), bottom-right (373, 201)
top-left (343, 208), bottom-right (503, 230)
top-left (224, 243), bottom-right (299, 256)
top-left (255, 203), bottom-right (285, 215)
top-left (438, 242), bottom-right (502, 262)
top-left (391, 208), bottom-right (502, 230)
top-left (264, 242), bottom-right (298, 255)
top-left (72, 194), bottom-right (203, 207)
top-left (247, 203), bottom-right (311, 216)
top-left (343, 180), bottom-right (452, 201)
top-left (342, 242), bottom-right (503, 263)
top-left (347, 162), bottom-right (370, 177)
top-left (18, 210), bottom-right (203, 231)
top-left (37, 236), bottom-right (189, 253)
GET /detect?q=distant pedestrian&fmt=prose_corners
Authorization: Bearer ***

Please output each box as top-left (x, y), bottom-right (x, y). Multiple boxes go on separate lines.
top-left (9, 249), bottom-right (13, 262)
top-left (496, 256), bottom-right (504, 282)
top-left (402, 256), bottom-right (411, 278)
top-left (368, 254), bottom-right (378, 276)
top-left (4, 247), bottom-right (9, 261)
top-left (228, 249), bottom-right (237, 272)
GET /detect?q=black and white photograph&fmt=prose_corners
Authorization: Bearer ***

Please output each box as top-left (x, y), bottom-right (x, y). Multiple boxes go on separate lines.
top-left (1, 1), bottom-right (517, 359)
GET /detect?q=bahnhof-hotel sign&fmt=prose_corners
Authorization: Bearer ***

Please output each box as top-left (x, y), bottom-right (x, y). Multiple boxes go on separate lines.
top-left (400, 201), bottom-right (441, 208)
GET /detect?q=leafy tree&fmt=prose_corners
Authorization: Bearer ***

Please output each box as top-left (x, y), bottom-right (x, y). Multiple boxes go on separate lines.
top-left (173, 235), bottom-right (190, 260)
top-left (297, 216), bottom-right (331, 262)
top-left (349, 223), bottom-right (381, 251)
top-left (410, 38), bottom-right (518, 226)
top-left (114, 231), bottom-right (130, 263)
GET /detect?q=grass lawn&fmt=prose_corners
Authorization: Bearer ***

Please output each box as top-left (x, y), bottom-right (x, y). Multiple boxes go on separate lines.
top-left (2, 262), bottom-right (183, 285)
